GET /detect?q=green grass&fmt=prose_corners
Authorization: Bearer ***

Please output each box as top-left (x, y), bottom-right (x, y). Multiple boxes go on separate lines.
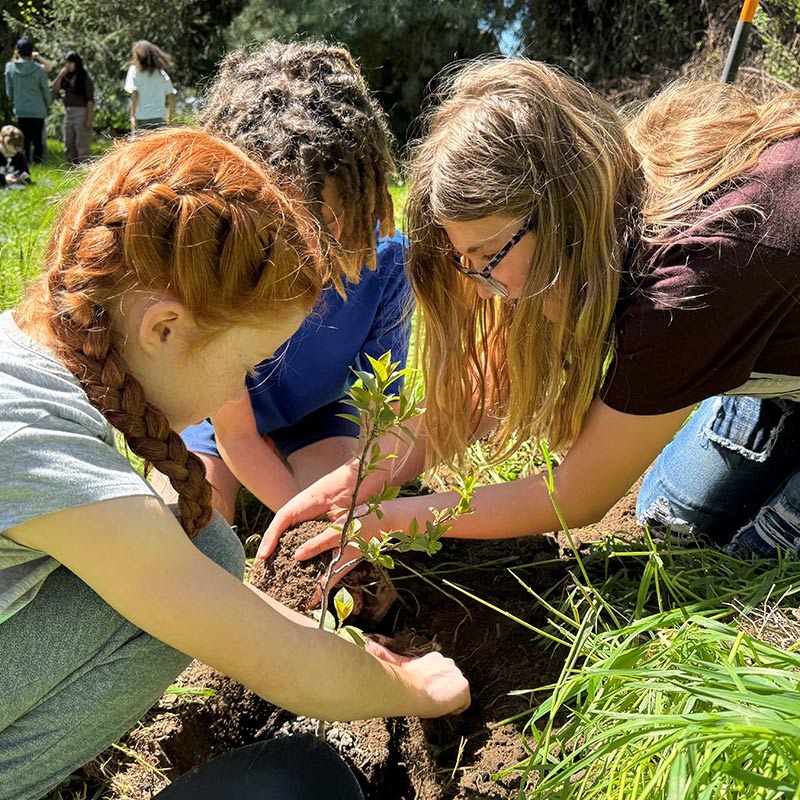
top-left (509, 528), bottom-right (800, 800)
top-left (0, 139), bottom-right (93, 310)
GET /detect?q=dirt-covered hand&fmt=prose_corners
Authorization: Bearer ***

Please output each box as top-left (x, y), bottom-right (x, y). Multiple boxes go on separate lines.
top-left (387, 651), bottom-right (471, 718)
top-left (257, 460), bottom-right (362, 560)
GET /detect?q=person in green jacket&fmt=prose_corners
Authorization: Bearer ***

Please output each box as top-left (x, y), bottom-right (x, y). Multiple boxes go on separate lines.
top-left (4, 38), bottom-right (51, 164)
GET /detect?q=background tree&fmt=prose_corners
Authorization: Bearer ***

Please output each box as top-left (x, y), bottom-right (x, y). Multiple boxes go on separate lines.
top-left (2, 0), bottom-right (247, 131)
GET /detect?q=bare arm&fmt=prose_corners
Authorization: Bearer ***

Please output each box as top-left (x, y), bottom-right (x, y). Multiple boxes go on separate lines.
top-left (130, 90), bottom-right (138, 129)
top-left (259, 405), bottom-right (497, 558)
top-left (297, 399), bottom-right (693, 556)
top-left (5, 495), bottom-right (468, 720)
top-left (51, 67), bottom-right (67, 92)
top-left (212, 396), bottom-right (301, 512)
top-left (33, 52), bottom-right (54, 72)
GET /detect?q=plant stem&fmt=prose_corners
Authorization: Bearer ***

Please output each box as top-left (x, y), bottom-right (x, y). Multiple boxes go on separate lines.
top-left (314, 419), bottom-right (378, 740)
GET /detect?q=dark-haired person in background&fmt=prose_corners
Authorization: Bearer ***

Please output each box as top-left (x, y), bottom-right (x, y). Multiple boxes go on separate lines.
top-left (4, 38), bottom-right (51, 164)
top-left (51, 51), bottom-right (94, 164)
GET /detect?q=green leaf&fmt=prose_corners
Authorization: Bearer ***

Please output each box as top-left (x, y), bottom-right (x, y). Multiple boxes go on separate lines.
top-left (345, 518), bottom-right (363, 541)
top-left (311, 609), bottom-right (337, 631)
top-left (339, 625), bottom-right (367, 648)
top-left (378, 554), bottom-right (395, 569)
top-left (334, 587), bottom-right (355, 623)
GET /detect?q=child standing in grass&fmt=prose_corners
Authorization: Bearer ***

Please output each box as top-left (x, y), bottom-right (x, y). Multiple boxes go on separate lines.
top-left (171, 41), bottom-right (412, 523)
top-left (124, 40), bottom-right (176, 134)
top-left (0, 128), bottom-right (468, 800)
top-left (266, 58), bottom-right (800, 564)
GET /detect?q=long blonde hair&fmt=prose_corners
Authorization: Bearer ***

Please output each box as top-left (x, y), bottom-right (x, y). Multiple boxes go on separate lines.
top-left (627, 80), bottom-right (800, 243)
top-left (407, 59), bottom-right (640, 467)
top-left (408, 59), bottom-right (800, 469)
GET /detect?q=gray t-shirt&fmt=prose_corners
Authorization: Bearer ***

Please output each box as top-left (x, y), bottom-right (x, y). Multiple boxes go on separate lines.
top-left (0, 310), bottom-right (157, 623)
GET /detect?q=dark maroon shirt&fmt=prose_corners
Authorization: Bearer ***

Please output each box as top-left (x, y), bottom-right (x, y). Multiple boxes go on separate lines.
top-left (602, 135), bottom-right (800, 415)
top-left (61, 72), bottom-right (94, 107)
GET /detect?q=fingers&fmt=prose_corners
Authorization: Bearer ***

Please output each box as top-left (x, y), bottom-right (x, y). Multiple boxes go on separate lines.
top-left (258, 488), bottom-right (336, 560)
top-left (294, 525), bottom-right (346, 560)
top-left (257, 500), bottom-right (305, 560)
top-left (256, 516), bottom-right (289, 560)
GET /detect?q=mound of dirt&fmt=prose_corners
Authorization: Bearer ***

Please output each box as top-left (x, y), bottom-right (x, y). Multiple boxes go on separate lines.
top-left (94, 489), bottom-right (643, 799)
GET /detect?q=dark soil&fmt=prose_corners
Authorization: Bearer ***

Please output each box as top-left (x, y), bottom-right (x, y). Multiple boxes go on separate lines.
top-left (90, 487), bottom-right (643, 799)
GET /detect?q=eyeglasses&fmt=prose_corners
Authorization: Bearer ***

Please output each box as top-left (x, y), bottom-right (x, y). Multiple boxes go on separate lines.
top-left (452, 220), bottom-right (532, 299)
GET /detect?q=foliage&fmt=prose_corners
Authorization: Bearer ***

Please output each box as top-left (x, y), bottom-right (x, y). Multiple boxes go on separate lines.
top-left (315, 351), bottom-right (474, 647)
top-left (514, 0), bottom-right (800, 89)
top-left (502, 457), bottom-right (800, 800)
top-left (754, 0), bottom-right (800, 86)
top-left (2, 0), bottom-right (245, 133)
top-left (0, 141), bottom-right (85, 310)
top-left (523, 612), bottom-right (800, 800)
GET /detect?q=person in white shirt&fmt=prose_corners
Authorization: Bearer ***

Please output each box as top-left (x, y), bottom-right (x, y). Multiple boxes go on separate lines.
top-left (124, 40), bottom-right (176, 133)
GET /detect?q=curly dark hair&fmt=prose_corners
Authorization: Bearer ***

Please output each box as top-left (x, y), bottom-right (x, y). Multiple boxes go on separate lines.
top-left (200, 40), bottom-right (396, 281)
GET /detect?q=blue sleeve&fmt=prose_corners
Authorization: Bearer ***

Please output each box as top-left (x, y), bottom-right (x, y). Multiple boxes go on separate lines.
top-left (355, 230), bottom-right (414, 393)
top-left (4, 65), bottom-right (12, 104)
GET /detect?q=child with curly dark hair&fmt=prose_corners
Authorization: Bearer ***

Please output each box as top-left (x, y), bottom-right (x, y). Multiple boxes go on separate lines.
top-left (170, 41), bottom-right (413, 534)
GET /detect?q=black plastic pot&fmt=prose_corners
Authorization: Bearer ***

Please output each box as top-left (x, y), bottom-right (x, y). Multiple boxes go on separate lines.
top-left (156, 733), bottom-right (365, 799)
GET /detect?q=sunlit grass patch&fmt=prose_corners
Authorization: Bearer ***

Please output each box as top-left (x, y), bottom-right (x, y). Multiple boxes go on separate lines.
top-left (508, 533), bottom-right (800, 800)
top-left (0, 141), bottom-right (90, 310)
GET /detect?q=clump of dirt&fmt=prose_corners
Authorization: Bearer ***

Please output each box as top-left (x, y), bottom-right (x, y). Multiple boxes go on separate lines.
top-left (248, 519), bottom-right (399, 626)
top-left (94, 490), bottom-right (643, 799)
top-left (247, 520), bottom-right (327, 611)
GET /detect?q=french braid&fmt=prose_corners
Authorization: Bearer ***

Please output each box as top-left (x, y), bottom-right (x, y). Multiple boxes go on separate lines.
top-left (19, 129), bottom-right (323, 537)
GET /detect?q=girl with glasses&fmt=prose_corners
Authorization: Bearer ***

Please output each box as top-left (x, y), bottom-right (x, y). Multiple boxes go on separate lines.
top-left (265, 57), bottom-right (800, 566)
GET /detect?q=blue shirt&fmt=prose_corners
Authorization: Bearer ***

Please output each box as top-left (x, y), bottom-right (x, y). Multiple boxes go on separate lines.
top-left (249, 228), bottom-right (411, 432)
top-left (181, 229), bottom-right (412, 457)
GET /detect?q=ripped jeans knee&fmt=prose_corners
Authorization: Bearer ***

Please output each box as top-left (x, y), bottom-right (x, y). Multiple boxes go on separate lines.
top-left (636, 494), bottom-right (700, 546)
top-left (637, 395), bottom-right (800, 547)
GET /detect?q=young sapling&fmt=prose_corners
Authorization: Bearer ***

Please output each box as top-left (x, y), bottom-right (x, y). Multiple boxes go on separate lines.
top-left (310, 352), bottom-right (474, 736)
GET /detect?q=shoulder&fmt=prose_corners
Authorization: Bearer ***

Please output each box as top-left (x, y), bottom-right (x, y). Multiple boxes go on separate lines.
top-left (707, 135), bottom-right (800, 253)
top-left (376, 227), bottom-right (409, 272)
top-left (0, 312), bottom-right (110, 441)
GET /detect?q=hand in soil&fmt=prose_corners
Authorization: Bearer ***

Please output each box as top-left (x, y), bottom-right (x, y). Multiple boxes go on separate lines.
top-left (257, 460), bottom-right (361, 559)
top-left (375, 647), bottom-right (470, 718)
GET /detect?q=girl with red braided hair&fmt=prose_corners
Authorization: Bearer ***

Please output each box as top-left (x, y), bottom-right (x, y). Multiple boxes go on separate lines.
top-left (0, 128), bottom-right (468, 800)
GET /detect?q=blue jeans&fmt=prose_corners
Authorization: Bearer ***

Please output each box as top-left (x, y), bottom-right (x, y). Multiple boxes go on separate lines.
top-left (637, 395), bottom-right (800, 558)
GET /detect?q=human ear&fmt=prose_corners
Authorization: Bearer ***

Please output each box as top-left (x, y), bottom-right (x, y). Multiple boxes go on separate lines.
top-left (137, 298), bottom-right (190, 354)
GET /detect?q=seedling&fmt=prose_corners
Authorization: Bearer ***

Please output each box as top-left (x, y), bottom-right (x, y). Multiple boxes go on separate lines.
top-left (312, 351), bottom-right (474, 736)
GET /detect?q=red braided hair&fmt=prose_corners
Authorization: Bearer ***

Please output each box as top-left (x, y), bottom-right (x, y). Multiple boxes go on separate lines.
top-left (17, 128), bottom-right (325, 537)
